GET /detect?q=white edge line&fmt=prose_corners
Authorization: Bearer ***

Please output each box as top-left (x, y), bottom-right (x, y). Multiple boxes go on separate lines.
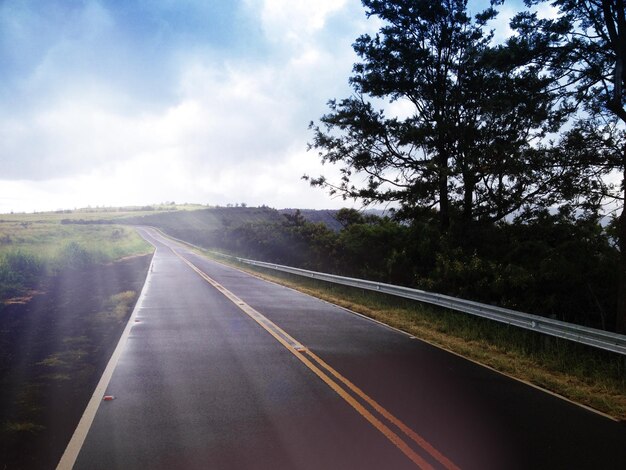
top-left (56, 235), bottom-right (157, 469)
top-left (330, 300), bottom-right (621, 422)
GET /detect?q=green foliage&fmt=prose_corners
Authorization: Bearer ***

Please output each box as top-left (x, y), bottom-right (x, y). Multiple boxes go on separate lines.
top-left (57, 242), bottom-right (97, 269)
top-left (337, 216), bottom-right (408, 281)
top-left (0, 218), bottom-right (152, 301)
top-left (511, 1), bottom-right (626, 330)
top-left (218, 211), bottom-right (340, 271)
top-left (302, 0), bottom-right (626, 332)
top-left (204, 207), bottom-right (619, 331)
top-left (308, 0), bottom-right (568, 229)
top-left (516, 0), bottom-right (626, 123)
top-left (119, 206), bottom-right (284, 248)
top-left (0, 251), bottom-right (45, 299)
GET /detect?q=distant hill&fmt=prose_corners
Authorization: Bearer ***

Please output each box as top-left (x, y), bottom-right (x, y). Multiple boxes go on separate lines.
top-left (120, 207), bottom-right (386, 246)
top-left (120, 206), bottom-right (285, 247)
top-left (363, 208), bottom-right (391, 218)
top-left (57, 205), bottom-right (388, 243)
top-left (279, 208), bottom-right (388, 231)
top-left (279, 209), bottom-right (343, 231)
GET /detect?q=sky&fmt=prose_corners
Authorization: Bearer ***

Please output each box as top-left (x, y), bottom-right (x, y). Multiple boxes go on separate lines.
top-left (0, 0), bottom-right (535, 214)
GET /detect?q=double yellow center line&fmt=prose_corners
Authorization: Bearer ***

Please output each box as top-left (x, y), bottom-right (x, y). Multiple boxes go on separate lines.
top-left (174, 249), bottom-right (459, 470)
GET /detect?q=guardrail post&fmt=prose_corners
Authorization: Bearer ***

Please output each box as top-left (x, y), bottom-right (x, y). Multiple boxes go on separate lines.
top-left (543, 315), bottom-right (557, 351)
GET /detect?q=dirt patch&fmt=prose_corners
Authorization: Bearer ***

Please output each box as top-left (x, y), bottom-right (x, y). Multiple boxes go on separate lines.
top-left (0, 254), bottom-right (152, 470)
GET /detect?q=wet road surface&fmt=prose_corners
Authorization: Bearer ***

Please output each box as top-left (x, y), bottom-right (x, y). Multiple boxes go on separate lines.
top-left (64, 227), bottom-right (626, 470)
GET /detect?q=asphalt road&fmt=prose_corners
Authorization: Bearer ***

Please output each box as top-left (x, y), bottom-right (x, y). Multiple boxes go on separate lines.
top-left (62, 227), bottom-right (626, 469)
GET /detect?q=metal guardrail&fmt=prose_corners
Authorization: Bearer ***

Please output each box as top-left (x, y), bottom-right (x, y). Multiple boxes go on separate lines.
top-left (136, 226), bottom-right (626, 357)
top-left (233, 257), bottom-right (626, 356)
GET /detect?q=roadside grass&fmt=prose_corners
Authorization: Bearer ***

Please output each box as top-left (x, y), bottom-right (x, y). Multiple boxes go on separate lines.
top-left (4, 286), bottom-right (142, 453)
top-left (2, 421), bottom-right (46, 434)
top-left (203, 251), bottom-right (626, 421)
top-left (0, 222), bottom-right (151, 263)
top-left (97, 291), bottom-right (138, 322)
top-left (2, 290), bottom-right (138, 444)
top-left (0, 211), bottom-right (154, 467)
top-left (0, 217), bottom-right (152, 301)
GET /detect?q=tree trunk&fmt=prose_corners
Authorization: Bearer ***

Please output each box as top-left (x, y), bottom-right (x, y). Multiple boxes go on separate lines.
top-left (462, 173), bottom-right (474, 222)
top-left (617, 209), bottom-right (626, 334)
top-left (611, 12), bottom-right (626, 332)
top-left (617, 159), bottom-right (626, 334)
top-left (438, 152), bottom-right (450, 230)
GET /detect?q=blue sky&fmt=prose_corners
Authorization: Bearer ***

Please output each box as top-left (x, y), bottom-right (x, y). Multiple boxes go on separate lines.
top-left (0, 0), bottom-right (539, 213)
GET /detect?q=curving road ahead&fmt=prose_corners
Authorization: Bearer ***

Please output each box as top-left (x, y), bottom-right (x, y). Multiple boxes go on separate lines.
top-left (59, 227), bottom-right (626, 469)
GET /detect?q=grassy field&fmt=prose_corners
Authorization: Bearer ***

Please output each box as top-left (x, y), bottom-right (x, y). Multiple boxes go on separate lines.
top-left (118, 205), bottom-right (285, 248)
top-left (0, 212), bottom-right (154, 301)
top-left (0, 204), bottom-right (284, 301)
top-left (200, 250), bottom-right (626, 421)
top-left (0, 203), bottom-right (207, 223)
top-left (0, 209), bottom-right (155, 468)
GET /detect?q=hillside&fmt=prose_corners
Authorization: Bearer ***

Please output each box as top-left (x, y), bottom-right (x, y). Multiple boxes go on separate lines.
top-left (278, 209), bottom-right (388, 232)
top-left (279, 209), bottom-right (343, 231)
top-left (119, 206), bottom-right (286, 247)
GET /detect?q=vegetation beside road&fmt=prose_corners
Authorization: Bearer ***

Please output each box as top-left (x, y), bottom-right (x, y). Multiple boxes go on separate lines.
top-left (132, 206), bottom-right (624, 420)
top-left (0, 256), bottom-right (151, 469)
top-left (0, 209), bottom-right (155, 469)
top-left (147, 206), bottom-right (619, 333)
top-left (119, 205), bottom-right (285, 247)
top-left (209, 255), bottom-right (626, 421)
top-left (0, 215), bottom-right (152, 301)
top-left (5, 205), bottom-right (621, 423)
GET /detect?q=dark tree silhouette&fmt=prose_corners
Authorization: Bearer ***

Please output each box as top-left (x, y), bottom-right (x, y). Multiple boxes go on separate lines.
top-left (307, 0), bottom-right (566, 230)
top-left (513, 0), bottom-right (626, 330)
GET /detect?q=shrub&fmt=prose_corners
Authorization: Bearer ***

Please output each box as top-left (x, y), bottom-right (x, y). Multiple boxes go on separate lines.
top-left (0, 251), bottom-right (45, 299)
top-left (58, 242), bottom-right (96, 269)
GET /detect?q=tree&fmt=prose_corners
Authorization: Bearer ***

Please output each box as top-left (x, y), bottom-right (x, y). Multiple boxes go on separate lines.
top-left (307, 0), bottom-right (486, 230)
top-left (513, 0), bottom-right (626, 330)
top-left (334, 207), bottom-right (381, 228)
top-left (307, 0), bottom-right (566, 230)
top-left (451, 43), bottom-right (569, 222)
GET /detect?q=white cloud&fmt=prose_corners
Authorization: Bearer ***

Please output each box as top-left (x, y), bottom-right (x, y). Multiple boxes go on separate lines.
top-left (488, 5), bottom-right (517, 44)
top-left (0, 0), bottom-right (377, 213)
top-left (5, 0), bottom-right (559, 214)
top-left (248, 0), bottom-right (349, 45)
top-left (536, 3), bottom-right (560, 20)
top-left (0, 39), bottom-right (358, 212)
top-left (0, 144), bottom-right (350, 213)
top-left (482, 0), bottom-right (562, 44)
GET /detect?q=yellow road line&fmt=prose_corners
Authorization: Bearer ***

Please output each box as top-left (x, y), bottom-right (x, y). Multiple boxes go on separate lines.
top-left (174, 251), bottom-right (433, 469)
top-left (192, 252), bottom-right (456, 466)
top-left (170, 247), bottom-right (462, 470)
top-left (303, 349), bottom-right (460, 470)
